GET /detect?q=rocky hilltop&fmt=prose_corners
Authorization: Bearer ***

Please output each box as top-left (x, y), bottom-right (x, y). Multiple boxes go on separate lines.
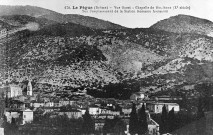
top-left (150, 14), bottom-right (213, 36)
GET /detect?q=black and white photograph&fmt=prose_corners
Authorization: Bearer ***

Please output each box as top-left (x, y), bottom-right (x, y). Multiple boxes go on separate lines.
top-left (0, 0), bottom-right (213, 134)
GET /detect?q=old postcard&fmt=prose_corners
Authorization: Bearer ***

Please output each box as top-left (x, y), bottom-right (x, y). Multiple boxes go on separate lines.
top-left (0, 0), bottom-right (213, 135)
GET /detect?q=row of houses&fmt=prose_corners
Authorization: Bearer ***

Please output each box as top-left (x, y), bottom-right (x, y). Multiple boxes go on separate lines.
top-left (2, 98), bottom-right (179, 135)
top-left (130, 92), bottom-right (183, 101)
top-left (4, 108), bottom-right (160, 135)
top-left (29, 100), bottom-right (180, 115)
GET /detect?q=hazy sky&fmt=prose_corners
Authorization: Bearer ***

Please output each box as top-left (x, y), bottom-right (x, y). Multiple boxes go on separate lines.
top-left (0, 0), bottom-right (213, 28)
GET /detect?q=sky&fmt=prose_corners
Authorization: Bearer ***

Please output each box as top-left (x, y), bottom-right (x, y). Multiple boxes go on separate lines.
top-left (0, 0), bottom-right (213, 28)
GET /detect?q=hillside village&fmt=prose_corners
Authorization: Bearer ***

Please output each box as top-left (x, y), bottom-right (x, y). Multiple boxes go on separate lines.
top-left (0, 5), bottom-right (213, 135)
top-left (0, 79), bottom-right (183, 135)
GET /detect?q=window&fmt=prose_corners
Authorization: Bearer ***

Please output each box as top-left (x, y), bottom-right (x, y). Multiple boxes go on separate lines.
top-left (24, 115), bottom-right (26, 118)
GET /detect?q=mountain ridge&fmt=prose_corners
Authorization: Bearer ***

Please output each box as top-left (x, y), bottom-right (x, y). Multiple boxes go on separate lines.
top-left (0, 5), bottom-right (125, 29)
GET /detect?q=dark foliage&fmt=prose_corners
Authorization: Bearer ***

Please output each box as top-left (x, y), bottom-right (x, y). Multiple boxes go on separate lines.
top-left (82, 109), bottom-right (95, 134)
top-left (103, 117), bottom-right (112, 134)
top-left (138, 103), bottom-right (148, 134)
top-left (167, 108), bottom-right (176, 132)
top-left (197, 98), bottom-right (205, 120)
top-left (88, 80), bottom-right (140, 100)
top-left (160, 105), bottom-right (168, 134)
top-left (35, 23), bottom-right (96, 37)
top-left (2, 15), bottom-right (37, 25)
top-left (113, 118), bottom-right (126, 135)
top-left (129, 103), bottom-right (139, 134)
top-left (103, 117), bottom-right (126, 135)
top-left (55, 44), bottom-right (106, 65)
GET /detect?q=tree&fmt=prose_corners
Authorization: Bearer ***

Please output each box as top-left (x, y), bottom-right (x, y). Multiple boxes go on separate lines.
top-left (37, 93), bottom-right (42, 102)
top-left (160, 105), bottom-right (168, 134)
top-left (129, 103), bottom-right (138, 135)
top-left (82, 108), bottom-right (95, 135)
top-left (29, 105), bottom-right (35, 110)
top-left (103, 117), bottom-right (112, 135)
top-left (167, 107), bottom-right (176, 132)
top-left (16, 113), bottom-right (23, 125)
top-left (5, 94), bottom-right (9, 108)
top-left (196, 98), bottom-right (206, 134)
top-left (197, 97), bottom-right (204, 120)
top-left (113, 119), bottom-right (126, 135)
top-left (138, 103), bottom-right (148, 135)
top-left (0, 99), bottom-right (5, 117)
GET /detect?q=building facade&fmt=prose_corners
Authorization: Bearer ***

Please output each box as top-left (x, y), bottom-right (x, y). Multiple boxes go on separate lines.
top-left (22, 109), bottom-right (33, 124)
top-left (5, 85), bottom-right (22, 98)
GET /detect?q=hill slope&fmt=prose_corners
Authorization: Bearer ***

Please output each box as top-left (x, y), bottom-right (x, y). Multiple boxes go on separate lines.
top-left (0, 15), bottom-right (57, 27)
top-left (2, 12), bottom-right (213, 99)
